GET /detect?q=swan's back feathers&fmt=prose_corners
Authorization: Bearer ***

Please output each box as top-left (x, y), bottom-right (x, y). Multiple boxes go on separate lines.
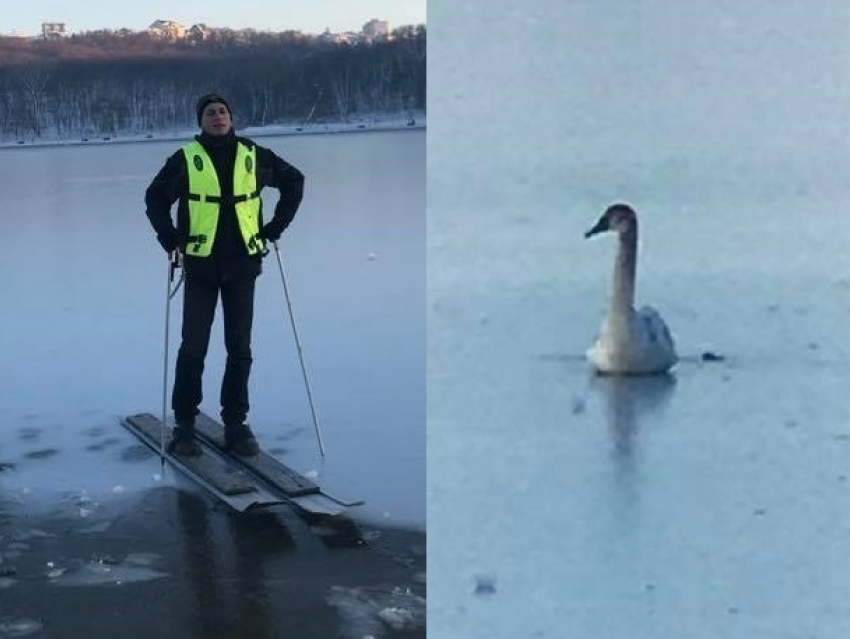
top-left (587, 306), bottom-right (678, 375)
top-left (637, 305), bottom-right (674, 349)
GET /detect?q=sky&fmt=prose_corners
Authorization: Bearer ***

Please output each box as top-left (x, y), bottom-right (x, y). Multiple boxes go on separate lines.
top-left (1, 0), bottom-right (426, 36)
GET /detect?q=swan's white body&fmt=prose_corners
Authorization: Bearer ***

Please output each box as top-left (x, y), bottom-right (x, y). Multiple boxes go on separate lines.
top-left (585, 204), bottom-right (677, 375)
top-left (587, 305), bottom-right (677, 374)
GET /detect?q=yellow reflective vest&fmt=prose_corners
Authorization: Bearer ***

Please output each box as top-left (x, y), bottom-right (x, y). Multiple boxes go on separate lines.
top-left (181, 140), bottom-right (263, 257)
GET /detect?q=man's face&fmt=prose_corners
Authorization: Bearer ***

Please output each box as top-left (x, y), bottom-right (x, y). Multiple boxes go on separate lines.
top-left (200, 102), bottom-right (232, 136)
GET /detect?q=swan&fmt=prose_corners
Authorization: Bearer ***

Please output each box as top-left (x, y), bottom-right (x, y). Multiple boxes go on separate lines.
top-left (584, 203), bottom-right (678, 375)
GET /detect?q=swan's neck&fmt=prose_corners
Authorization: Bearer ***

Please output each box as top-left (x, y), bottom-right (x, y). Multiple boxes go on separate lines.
top-left (610, 226), bottom-right (637, 316)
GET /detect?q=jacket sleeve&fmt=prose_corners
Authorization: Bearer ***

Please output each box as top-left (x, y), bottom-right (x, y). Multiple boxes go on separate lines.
top-left (144, 151), bottom-right (185, 252)
top-left (255, 143), bottom-right (305, 241)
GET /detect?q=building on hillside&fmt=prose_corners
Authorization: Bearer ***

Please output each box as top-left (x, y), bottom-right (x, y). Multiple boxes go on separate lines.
top-left (187, 23), bottom-right (213, 42)
top-left (41, 22), bottom-right (66, 39)
top-left (362, 19), bottom-right (390, 39)
top-left (318, 28), bottom-right (361, 44)
top-left (148, 19), bottom-right (186, 39)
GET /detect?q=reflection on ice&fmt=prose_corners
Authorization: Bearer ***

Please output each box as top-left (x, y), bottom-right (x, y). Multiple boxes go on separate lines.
top-left (590, 373), bottom-right (676, 459)
top-left (7, 529), bottom-right (55, 542)
top-left (327, 584), bottom-right (426, 637)
top-left (377, 606), bottom-right (417, 630)
top-left (122, 552), bottom-right (162, 567)
top-left (48, 553), bottom-right (169, 587)
top-left (0, 617), bottom-right (44, 637)
top-left (55, 490), bottom-right (100, 520)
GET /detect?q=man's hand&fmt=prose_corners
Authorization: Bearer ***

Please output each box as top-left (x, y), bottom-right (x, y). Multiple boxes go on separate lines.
top-left (260, 224), bottom-right (281, 242)
top-left (168, 248), bottom-right (182, 281)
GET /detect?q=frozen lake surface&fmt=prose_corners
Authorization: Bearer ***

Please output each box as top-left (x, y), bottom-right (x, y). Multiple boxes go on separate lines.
top-left (0, 128), bottom-right (424, 531)
top-left (429, 0), bottom-right (850, 636)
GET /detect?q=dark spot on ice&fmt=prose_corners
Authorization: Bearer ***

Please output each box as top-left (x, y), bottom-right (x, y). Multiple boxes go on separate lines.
top-left (272, 427), bottom-right (301, 442)
top-left (120, 445), bottom-right (155, 462)
top-left (474, 574), bottom-right (496, 595)
top-left (18, 427), bottom-right (41, 441)
top-left (571, 397), bottom-right (586, 415)
top-left (753, 508), bottom-right (767, 516)
top-left (86, 426), bottom-right (106, 437)
top-left (267, 447), bottom-right (289, 456)
top-left (86, 437), bottom-right (122, 452)
top-left (24, 448), bottom-right (59, 460)
top-left (0, 462), bottom-right (15, 472)
top-left (728, 607), bottom-right (740, 615)
top-left (700, 351), bottom-right (725, 362)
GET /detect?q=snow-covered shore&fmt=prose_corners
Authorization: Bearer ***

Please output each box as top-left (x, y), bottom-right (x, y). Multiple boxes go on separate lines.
top-left (0, 112), bottom-right (426, 150)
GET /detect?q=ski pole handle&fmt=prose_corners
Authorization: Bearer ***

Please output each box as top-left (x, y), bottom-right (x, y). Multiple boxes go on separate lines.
top-left (168, 248), bottom-right (182, 282)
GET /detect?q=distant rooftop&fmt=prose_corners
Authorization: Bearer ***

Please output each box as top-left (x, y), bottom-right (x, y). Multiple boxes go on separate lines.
top-left (1, 17), bottom-right (416, 38)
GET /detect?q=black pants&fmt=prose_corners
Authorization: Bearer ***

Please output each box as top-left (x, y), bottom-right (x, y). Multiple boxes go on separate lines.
top-left (172, 271), bottom-right (256, 426)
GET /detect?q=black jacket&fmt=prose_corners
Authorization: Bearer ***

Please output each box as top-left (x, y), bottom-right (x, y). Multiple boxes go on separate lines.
top-left (145, 129), bottom-right (304, 279)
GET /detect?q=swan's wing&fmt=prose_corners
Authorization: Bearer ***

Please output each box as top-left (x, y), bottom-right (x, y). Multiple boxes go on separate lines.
top-left (635, 307), bottom-right (668, 345)
top-left (637, 305), bottom-right (677, 358)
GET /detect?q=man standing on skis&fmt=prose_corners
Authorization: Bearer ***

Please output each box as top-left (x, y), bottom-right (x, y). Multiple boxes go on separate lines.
top-left (144, 93), bottom-right (304, 457)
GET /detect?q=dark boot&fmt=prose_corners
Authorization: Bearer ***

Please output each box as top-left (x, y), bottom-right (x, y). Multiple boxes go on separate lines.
top-left (224, 422), bottom-right (260, 457)
top-left (167, 422), bottom-right (202, 457)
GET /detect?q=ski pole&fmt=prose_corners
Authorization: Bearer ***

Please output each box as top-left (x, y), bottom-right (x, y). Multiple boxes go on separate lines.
top-left (272, 240), bottom-right (326, 457)
top-left (161, 250), bottom-right (183, 463)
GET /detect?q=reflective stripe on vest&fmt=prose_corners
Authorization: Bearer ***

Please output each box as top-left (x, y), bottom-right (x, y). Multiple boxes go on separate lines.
top-left (181, 140), bottom-right (263, 257)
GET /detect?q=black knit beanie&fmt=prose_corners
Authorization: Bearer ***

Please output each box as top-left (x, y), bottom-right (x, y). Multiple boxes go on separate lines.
top-left (196, 93), bottom-right (231, 126)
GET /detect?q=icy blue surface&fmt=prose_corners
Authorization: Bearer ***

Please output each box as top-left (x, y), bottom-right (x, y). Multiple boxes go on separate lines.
top-left (0, 129), bottom-right (424, 530)
top-left (429, 0), bottom-right (850, 636)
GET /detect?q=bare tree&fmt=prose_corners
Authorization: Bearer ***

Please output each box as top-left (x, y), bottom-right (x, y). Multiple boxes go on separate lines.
top-left (0, 27), bottom-right (426, 140)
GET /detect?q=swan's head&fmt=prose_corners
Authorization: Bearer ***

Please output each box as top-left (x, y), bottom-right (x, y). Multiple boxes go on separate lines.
top-left (585, 203), bottom-right (637, 238)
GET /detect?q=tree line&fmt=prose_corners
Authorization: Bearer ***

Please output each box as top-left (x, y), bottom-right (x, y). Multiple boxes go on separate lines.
top-left (0, 26), bottom-right (426, 140)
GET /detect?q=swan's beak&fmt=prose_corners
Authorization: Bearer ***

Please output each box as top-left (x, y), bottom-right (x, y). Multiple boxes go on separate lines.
top-left (584, 219), bottom-right (607, 238)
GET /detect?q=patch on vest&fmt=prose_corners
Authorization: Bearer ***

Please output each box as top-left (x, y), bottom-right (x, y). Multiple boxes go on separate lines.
top-left (245, 155), bottom-right (253, 173)
top-left (193, 155), bottom-right (204, 171)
